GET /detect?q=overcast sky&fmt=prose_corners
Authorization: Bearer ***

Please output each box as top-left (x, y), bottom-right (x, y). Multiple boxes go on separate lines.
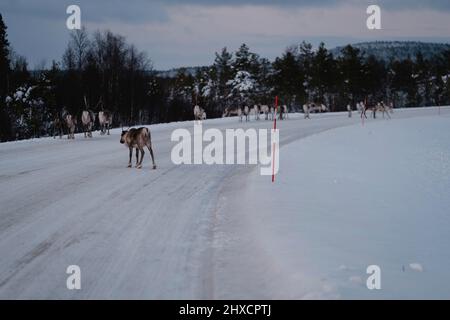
top-left (1, 0), bottom-right (450, 70)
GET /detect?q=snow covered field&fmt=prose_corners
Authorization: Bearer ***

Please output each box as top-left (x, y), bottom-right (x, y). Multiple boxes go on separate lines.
top-left (214, 110), bottom-right (450, 299)
top-left (0, 106), bottom-right (449, 299)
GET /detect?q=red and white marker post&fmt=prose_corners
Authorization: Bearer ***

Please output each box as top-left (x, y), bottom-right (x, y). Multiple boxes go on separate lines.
top-left (272, 96), bottom-right (278, 183)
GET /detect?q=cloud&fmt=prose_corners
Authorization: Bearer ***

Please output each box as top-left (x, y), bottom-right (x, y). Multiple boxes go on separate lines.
top-left (164, 0), bottom-right (450, 11)
top-left (1, 0), bottom-right (169, 24)
top-left (1, 0), bottom-right (450, 69)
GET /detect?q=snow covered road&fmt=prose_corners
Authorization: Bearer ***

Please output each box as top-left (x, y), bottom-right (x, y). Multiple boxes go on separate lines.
top-left (0, 106), bottom-right (448, 299)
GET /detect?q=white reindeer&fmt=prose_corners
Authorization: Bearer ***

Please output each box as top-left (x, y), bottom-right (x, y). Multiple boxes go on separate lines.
top-left (282, 105), bottom-right (289, 119)
top-left (81, 110), bottom-right (95, 138)
top-left (252, 105), bottom-right (260, 120)
top-left (269, 107), bottom-right (275, 120)
top-left (260, 105), bottom-right (270, 120)
top-left (98, 111), bottom-right (113, 135)
top-left (81, 96), bottom-right (95, 138)
top-left (64, 114), bottom-right (77, 139)
top-left (377, 101), bottom-right (391, 119)
top-left (193, 105), bottom-right (205, 121)
top-left (303, 104), bottom-right (310, 119)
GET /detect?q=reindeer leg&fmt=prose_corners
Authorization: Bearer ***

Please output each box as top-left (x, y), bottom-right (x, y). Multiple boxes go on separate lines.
top-left (128, 148), bottom-right (133, 168)
top-left (147, 143), bottom-right (156, 169)
top-left (135, 148), bottom-right (139, 167)
top-left (137, 149), bottom-right (144, 169)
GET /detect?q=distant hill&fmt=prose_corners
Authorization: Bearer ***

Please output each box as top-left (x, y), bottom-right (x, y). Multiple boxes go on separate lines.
top-left (155, 41), bottom-right (450, 78)
top-left (329, 41), bottom-right (450, 61)
top-left (156, 66), bottom-right (205, 78)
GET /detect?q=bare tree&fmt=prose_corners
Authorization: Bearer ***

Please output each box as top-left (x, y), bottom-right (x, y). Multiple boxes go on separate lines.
top-left (70, 26), bottom-right (89, 71)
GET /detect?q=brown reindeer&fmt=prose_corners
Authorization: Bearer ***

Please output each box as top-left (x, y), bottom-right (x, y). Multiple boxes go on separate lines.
top-left (360, 101), bottom-right (377, 119)
top-left (52, 116), bottom-right (64, 139)
top-left (120, 127), bottom-right (156, 169)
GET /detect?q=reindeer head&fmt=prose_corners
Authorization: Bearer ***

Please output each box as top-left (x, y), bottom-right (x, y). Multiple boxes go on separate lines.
top-left (120, 130), bottom-right (128, 144)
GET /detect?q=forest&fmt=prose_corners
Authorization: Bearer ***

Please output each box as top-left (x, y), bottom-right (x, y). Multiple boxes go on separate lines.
top-left (1, 13), bottom-right (450, 141)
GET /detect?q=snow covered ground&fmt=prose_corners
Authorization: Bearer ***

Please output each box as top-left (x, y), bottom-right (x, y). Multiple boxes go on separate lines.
top-left (214, 110), bottom-right (450, 299)
top-left (0, 106), bottom-right (449, 299)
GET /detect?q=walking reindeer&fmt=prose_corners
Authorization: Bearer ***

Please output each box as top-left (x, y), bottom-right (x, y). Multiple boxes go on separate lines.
top-left (120, 127), bottom-right (156, 170)
top-left (64, 113), bottom-right (77, 139)
top-left (97, 101), bottom-right (112, 136)
top-left (252, 105), bottom-right (260, 120)
top-left (52, 114), bottom-right (64, 139)
top-left (81, 96), bottom-right (96, 138)
top-left (303, 104), bottom-right (311, 119)
top-left (260, 105), bottom-right (270, 120)
top-left (360, 100), bottom-right (392, 119)
top-left (360, 101), bottom-right (377, 119)
top-left (377, 101), bottom-right (391, 119)
top-left (193, 105), bottom-right (206, 121)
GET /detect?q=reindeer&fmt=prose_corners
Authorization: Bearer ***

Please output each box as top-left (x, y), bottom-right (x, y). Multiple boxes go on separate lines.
top-left (260, 105), bottom-right (270, 120)
top-left (277, 105), bottom-right (284, 120)
top-left (193, 105), bottom-right (206, 121)
top-left (120, 127), bottom-right (156, 169)
top-left (64, 114), bottom-right (77, 139)
top-left (360, 101), bottom-right (377, 119)
top-left (356, 102), bottom-right (362, 113)
top-left (303, 104), bottom-right (311, 119)
top-left (52, 115), bottom-right (64, 139)
top-left (283, 105), bottom-right (289, 119)
top-left (308, 103), bottom-right (319, 113)
top-left (277, 105), bottom-right (288, 120)
top-left (81, 96), bottom-right (95, 138)
top-left (377, 101), bottom-right (391, 119)
top-left (252, 105), bottom-right (260, 120)
top-left (95, 97), bottom-right (113, 135)
top-left (222, 107), bottom-right (240, 117)
top-left (308, 102), bottom-right (328, 114)
top-left (222, 106), bottom-right (248, 122)
top-left (269, 107), bottom-right (275, 120)
top-left (242, 106), bottom-right (250, 122)
top-left (98, 110), bottom-right (113, 135)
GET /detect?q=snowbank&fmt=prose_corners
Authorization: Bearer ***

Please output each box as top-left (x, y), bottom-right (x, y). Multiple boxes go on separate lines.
top-left (216, 114), bottom-right (450, 299)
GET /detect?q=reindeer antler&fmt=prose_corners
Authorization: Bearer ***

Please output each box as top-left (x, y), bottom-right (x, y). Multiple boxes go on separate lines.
top-left (84, 95), bottom-right (88, 108)
top-left (95, 96), bottom-right (103, 110)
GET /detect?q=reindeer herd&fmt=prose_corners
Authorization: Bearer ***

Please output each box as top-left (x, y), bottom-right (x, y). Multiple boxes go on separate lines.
top-left (50, 99), bottom-right (393, 170)
top-left (196, 100), bottom-right (393, 123)
top-left (52, 97), bottom-right (113, 140)
top-left (220, 104), bottom-right (289, 122)
top-left (357, 101), bottom-right (393, 119)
